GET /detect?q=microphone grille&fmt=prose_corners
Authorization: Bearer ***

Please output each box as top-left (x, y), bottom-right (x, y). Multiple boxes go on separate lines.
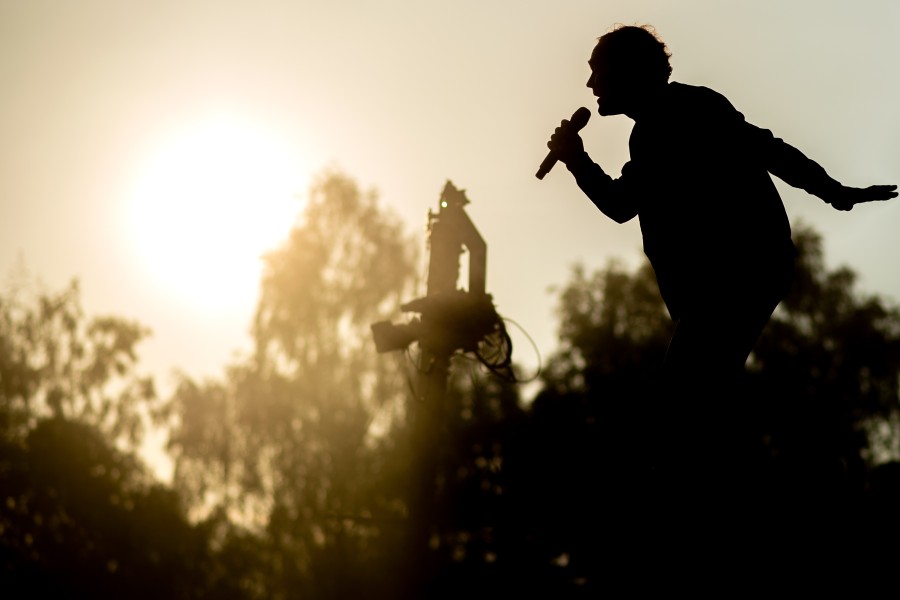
top-left (572, 107), bottom-right (591, 129)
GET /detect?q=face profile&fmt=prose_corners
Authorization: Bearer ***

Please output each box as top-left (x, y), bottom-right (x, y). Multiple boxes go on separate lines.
top-left (586, 26), bottom-right (673, 117)
top-left (586, 43), bottom-right (621, 116)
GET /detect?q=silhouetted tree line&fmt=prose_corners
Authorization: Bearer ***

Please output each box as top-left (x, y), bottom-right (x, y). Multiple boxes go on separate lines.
top-left (3, 171), bottom-right (900, 597)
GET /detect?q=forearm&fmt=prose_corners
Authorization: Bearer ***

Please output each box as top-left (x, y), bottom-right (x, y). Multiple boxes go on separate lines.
top-left (566, 152), bottom-right (638, 224)
top-left (772, 144), bottom-right (842, 200)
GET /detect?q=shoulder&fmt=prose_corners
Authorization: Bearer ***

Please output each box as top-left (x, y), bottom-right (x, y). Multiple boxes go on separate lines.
top-left (664, 82), bottom-right (747, 131)
top-left (668, 81), bottom-right (736, 112)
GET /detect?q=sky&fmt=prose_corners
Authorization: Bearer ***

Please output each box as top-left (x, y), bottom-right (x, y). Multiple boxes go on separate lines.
top-left (3, 0), bottom-right (899, 402)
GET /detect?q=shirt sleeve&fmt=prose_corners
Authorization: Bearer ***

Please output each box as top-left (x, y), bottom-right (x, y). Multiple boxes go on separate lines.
top-left (565, 151), bottom-right (640, 224)
top-left (729, 108), bottom-right (842, 200)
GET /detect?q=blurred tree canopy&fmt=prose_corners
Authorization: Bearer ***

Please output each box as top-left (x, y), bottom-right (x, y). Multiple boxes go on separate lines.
top-left (537, 222), bottom-right (900, 470)
top-left (523, 222), bottom-right (900, 585)
top-left (5, 166), bottom-right (900, 596)
top-left (163, 170), bottom-right (422, 598)
top-left (0, 277), bottom-right (221, 598)
top-left (162, 170), bottom-right (535, 598)
top-left (753, 226), bottom-right (900, 466)
top-left (0, 278), bottom-right (155, 449)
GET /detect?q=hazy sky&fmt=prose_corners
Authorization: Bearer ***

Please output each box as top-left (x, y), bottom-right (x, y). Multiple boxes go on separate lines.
top-left (3, 0), bottom-right (899, 394)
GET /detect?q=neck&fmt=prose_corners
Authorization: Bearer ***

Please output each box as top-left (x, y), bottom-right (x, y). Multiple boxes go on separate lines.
top-left (625, 82), bottom-right (669, 122)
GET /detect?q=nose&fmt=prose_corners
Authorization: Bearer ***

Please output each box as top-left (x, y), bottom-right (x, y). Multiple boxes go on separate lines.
top-left (587, 72), bottom-right (601, 96)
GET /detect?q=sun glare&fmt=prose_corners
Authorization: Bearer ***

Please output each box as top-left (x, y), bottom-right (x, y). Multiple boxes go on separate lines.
top-left (126, 114), bottom-right (306, 316)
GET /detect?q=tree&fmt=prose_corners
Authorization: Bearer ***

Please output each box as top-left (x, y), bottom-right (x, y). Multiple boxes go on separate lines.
top-left (0, 276), bottom-right (230, 599)
top-left (526, 221), bottom-right (900, 583)
top-left (749, 225), bottom-right (900, 479)
top-left (539, 222), bottom-right (900, 469)
top-left (0, 277), bottom-right (155, 449)
top-left (164, 170), bottom-right (420, 599)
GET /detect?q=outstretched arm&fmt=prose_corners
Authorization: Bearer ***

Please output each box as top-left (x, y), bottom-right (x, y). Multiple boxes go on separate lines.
top-left (742, 120), bottom-right (898, 211)
top-left (546, 118), bottom-right (639, 223)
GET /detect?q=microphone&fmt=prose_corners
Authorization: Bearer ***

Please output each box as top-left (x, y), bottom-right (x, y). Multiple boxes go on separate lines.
top-left (535, 107), bottom-right (591, 180)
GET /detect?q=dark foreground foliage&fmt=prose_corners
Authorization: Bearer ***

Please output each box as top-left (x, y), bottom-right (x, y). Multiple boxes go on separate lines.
top-left (4, 171), bottom-right (899, 596)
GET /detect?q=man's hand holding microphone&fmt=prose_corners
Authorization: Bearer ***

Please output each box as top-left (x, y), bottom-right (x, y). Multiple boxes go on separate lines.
top-left (536, 107), bottom-right (591, 179)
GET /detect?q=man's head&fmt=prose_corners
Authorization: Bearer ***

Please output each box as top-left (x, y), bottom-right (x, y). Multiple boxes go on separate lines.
top-left (587, 25), bottom-right (672, 116)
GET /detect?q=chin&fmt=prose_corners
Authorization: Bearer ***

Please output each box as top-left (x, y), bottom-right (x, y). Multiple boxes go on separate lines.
top-left (595, 98), bottom-right (622, 116)
top-left (596, 105), bottom-right (621, 117)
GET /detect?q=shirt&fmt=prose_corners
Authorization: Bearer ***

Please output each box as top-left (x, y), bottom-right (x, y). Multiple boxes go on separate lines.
top-left (567, 82), bottom-right (839, 319)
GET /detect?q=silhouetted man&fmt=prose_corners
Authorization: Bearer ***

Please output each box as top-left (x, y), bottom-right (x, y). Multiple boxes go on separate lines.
top-left (547, 25), bottom-right (895, 395)
top-left (545, 25), bottom-right (897, 507)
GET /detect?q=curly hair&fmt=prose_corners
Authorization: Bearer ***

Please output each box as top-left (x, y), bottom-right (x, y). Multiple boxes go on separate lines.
top-left (596, 24), bottom-right (673, 83)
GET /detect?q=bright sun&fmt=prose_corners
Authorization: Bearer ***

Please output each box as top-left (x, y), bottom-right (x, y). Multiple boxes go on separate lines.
top-left (126, 114), bottom-right (305, 316)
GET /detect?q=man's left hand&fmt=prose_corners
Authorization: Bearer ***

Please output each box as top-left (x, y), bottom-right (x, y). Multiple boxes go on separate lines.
top-left (826, 184), bottom-right (898, 211)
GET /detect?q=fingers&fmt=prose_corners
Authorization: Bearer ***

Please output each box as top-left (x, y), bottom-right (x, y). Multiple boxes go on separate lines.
top-left (548, 119), bottom-right (571, 140)
top-left (547, 120), bottom-right (564, 148)
top-left (853, 184), bottom-right (899, 204)
top-left (547, 119), bottom-right (577, 151)
top-left (865, 184), bottom-right (898, 200)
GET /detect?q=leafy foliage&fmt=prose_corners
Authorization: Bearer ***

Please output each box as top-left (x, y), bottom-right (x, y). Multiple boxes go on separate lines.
top-left (6, 175), bottom-right (898, 595)
top-left (539, 222), bottom-right (900, 469)
top-left (525, 221), bottom-right (900, 585)
top-left (0, 277), bottom-right (242, 598)
top-left (0, 279), bottom-right (155, 448)
top-left (752, 226), bottom-right (900, 466)
top-left (164, 170), bottom-right (420, 598)
top-left (162, 171), bottom-right (541, 598)
top-left (0, 418), bottom-right (210, 599)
